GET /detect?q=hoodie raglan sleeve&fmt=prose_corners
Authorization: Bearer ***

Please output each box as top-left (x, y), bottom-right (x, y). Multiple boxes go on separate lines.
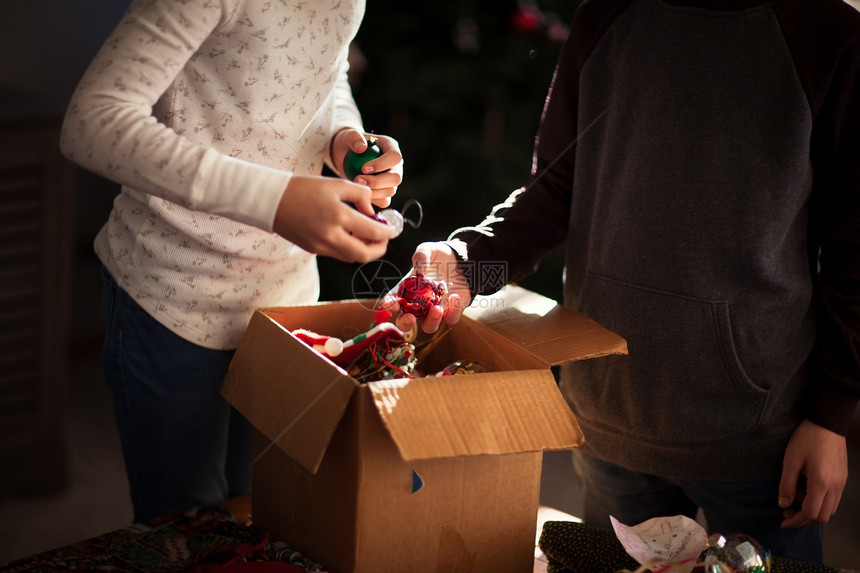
top-left (450, 0), bottom-right (630, 298)
top-left (783, 0), bottom-right (860, 435)
top-left (449, 23), bottom-right (582, 296)
top-left (807, 44), bottom-right (860, 436)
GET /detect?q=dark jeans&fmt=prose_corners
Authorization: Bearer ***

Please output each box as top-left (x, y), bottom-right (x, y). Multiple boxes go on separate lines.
top-left (100, 267), bottom-right (253, 523)
top-left (572, 450), bottom-right (824, 564)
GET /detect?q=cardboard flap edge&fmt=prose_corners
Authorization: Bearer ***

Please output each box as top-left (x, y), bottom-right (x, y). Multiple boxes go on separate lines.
top-left (366, 370), bottom-right (584, 461)
top-left (223, 309), bottom-right (357, 474)
top-left (465, 285), bottom-right (628, 367)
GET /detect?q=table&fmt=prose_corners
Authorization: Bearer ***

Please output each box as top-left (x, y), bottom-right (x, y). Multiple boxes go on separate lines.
top-left (0, 497), bottom-right (574, 572)
top-left (218, 497), bottom-right (572, 572)
top-left (2, 501), bottom-right (840, 573)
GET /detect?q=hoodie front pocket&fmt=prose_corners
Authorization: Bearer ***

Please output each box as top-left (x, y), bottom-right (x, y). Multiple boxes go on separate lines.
top-left (567, 273), bottom-right (769, 443)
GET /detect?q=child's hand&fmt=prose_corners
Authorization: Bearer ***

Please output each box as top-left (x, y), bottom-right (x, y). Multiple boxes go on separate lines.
top-left (274, 175), bottom-right (395, 263)
top-left (383, 241), bottom-right (472, 334)
top-left (332, 129), bottom-right (403, 208)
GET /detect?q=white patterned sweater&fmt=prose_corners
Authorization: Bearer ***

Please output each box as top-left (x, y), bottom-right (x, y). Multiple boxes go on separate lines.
top-left (61, 0), bottom-right (366, 349)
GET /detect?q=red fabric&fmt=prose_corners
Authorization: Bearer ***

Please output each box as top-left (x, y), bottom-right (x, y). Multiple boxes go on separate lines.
top-left (292, 323), bottom-right (405, 367)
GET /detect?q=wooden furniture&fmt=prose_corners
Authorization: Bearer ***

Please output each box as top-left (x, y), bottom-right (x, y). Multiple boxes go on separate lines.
top-left (0, 118), bottom-right (75, 495)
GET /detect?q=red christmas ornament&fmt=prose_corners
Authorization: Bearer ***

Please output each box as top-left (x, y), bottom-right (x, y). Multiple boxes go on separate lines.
top-left (397, 273), bottom-right (447, 319)
top-left (511, 1), bottom-right (544, 34)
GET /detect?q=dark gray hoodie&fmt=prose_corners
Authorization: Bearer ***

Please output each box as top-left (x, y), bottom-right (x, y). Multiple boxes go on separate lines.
top-left (452, 0), bottom-right (860, 480)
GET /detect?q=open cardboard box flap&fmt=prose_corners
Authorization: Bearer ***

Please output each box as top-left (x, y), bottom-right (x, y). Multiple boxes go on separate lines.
top-left (223, 285), bottom-right (627, 474)
top-left (365, 285), bottom-right (628, 462)
top-left (223, 303), bottom-right (361, 474)
top-left (464, 285), bottom-right (629, 367)
top-left (366, 368), bottom-right (584, 461)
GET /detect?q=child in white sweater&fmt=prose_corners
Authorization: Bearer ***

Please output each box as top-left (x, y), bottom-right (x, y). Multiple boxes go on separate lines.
top-left (61, 0), bottom-right (403, 522)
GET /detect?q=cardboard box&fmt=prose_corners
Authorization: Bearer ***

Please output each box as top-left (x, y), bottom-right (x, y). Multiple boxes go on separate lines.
top-left (222, 285), bottom-right (627, 573)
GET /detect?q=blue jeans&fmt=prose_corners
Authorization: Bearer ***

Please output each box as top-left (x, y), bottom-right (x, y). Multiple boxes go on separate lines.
top-left (572, 450), bottom-right (824, 563)
top-left (100, 267), bottom-right (253, 522)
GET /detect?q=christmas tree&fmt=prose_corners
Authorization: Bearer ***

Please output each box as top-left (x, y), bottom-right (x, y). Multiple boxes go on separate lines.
top-left (320, 0), bottom-right (580, 303)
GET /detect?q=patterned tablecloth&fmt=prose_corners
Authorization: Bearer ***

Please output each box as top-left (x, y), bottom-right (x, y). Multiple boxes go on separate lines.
top-left (1, 503), bottom-right (848, 573)
top-left (0, 504), bottom-right (329, 573)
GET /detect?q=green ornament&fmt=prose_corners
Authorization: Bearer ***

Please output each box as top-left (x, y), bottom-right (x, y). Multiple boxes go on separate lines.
top-left (343, 136), bottom-right (382, 180)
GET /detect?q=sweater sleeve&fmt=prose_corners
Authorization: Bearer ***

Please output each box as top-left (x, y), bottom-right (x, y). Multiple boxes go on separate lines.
top-left (323, 55), bottom-right (365, 173)
top-left (59, 0), bottom-right (292, 232)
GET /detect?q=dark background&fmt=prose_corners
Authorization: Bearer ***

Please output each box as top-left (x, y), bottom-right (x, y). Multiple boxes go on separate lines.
top-left (323, 0), bottom-right (577, 303)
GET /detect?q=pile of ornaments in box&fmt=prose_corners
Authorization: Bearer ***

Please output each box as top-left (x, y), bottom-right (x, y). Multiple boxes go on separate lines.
top-left (292, 273), bottom-right (482, 383)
